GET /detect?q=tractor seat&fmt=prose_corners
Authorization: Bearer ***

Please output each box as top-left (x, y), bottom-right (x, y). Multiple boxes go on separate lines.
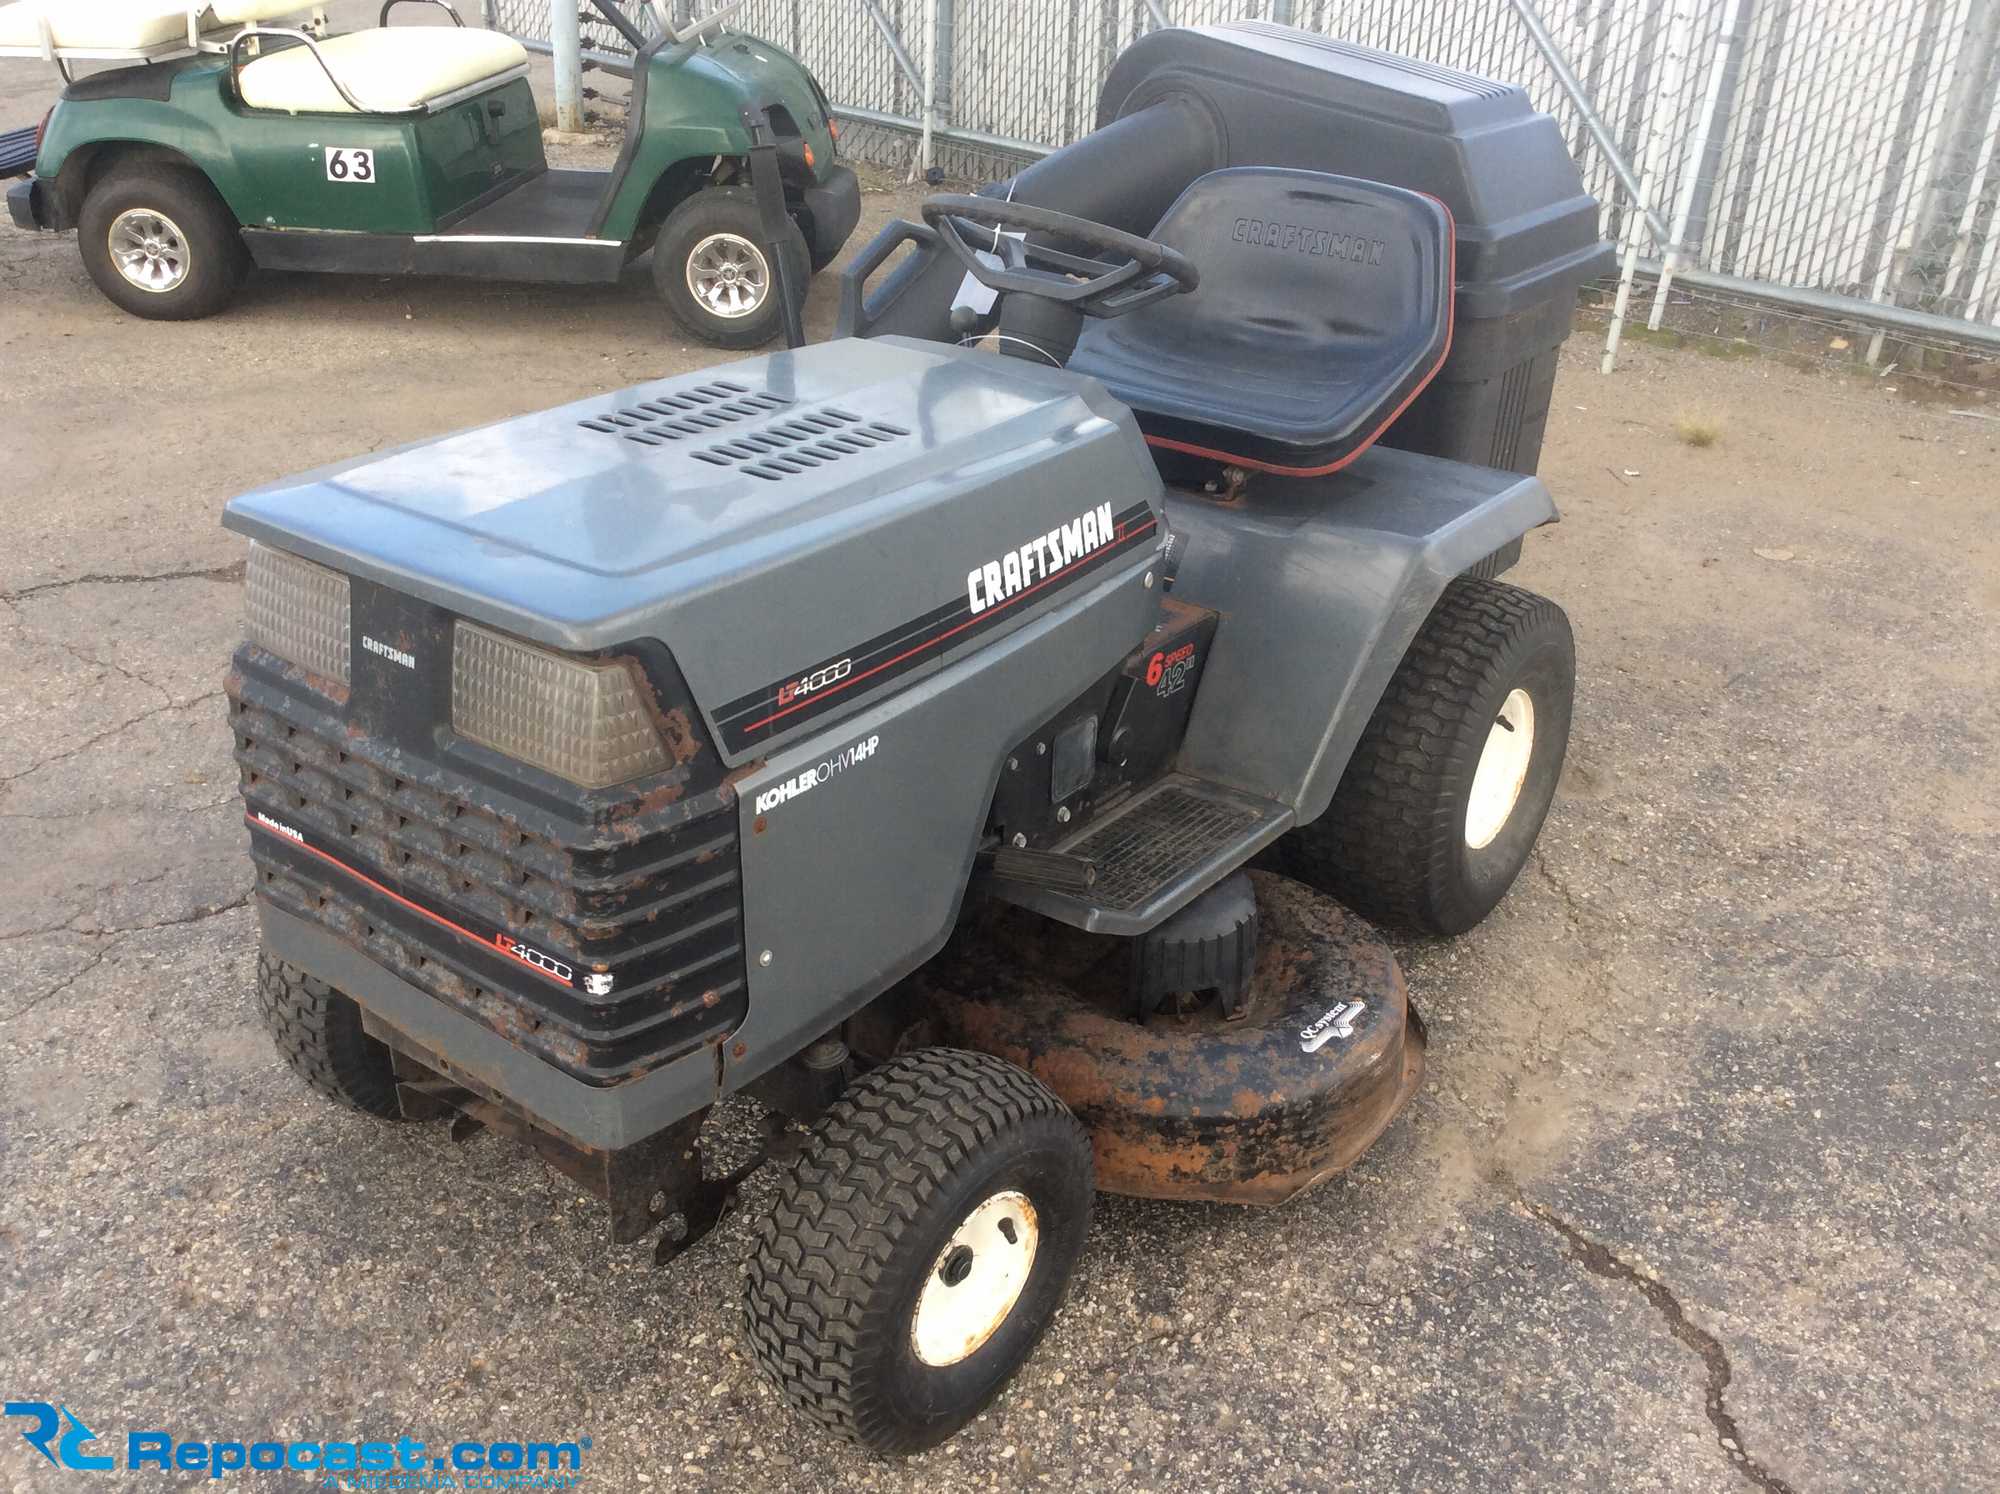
top-left (1067, 168), bottom-right (1454, 477)
top-left (237, 25), bottom-right (529, 114)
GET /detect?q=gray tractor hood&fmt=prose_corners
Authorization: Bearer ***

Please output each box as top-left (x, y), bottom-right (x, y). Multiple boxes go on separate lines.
top-left (224, 336), bottom-right (1166, 759)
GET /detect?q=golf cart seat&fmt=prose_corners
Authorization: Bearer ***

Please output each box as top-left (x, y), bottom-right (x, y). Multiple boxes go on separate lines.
top-left (237, 25), bottom-right (529, 114)
top-left (1068, 168), bottom-right (1455, 477)
top-left (0, 0), bottom-right (299, 59)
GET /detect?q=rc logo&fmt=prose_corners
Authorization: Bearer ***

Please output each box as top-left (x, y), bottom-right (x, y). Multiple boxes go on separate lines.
top-left (5, 1402), bottom-right (114, 1470)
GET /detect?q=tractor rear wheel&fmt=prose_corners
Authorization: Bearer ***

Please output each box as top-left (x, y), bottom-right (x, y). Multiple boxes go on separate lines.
top-left (742, 1048), bottom-right (1093, 1454)
top-left (77, 163), bottom-right (248, 321)
top-left (1285, 576), bottom-right (1575, 935)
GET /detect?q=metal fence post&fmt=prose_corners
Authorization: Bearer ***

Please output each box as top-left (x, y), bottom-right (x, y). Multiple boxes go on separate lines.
top-left (1649, 0), bottom-right (1745, 330)
top-left (1602, 0), bottom-right (1691, 372)
top-left (917, 0), bottom-right (941, 180)
top-left (1900, 0), bottom-right (2000, 315)
top-left (551, 0), bottom-right (583, 133)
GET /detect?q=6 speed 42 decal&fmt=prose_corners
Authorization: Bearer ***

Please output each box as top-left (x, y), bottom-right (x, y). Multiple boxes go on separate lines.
top-left (716, 500), bottom-right (1156, 752)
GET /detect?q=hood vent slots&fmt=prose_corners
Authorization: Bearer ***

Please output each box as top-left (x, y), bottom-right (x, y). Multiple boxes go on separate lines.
top-left (577, 381), bottom-right (794, 445)
top-left (690, 406), bottom-right (913, 481)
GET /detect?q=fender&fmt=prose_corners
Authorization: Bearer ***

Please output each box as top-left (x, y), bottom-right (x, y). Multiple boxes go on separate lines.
top-left (1164, 443), bottom-right (1559, 823)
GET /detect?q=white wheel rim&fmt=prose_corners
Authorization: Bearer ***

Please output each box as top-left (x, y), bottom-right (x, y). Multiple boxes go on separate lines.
top-left (1465, 687), bottom-right (1536, 850)
top-left (685, 232), bottom-right (770, 319)
top-left (108, 207), bottom-right (192, 294)
top-left (910, 1189), bottom-right (1040, 1368)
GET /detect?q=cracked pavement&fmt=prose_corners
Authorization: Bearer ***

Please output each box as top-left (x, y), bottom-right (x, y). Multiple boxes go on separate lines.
top-left (4, 45), bottom-right (1998, 1491)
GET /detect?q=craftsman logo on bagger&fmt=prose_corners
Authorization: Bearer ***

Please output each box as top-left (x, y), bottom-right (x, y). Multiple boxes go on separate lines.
top-left (1231, 218), bottom-right (1386, 266)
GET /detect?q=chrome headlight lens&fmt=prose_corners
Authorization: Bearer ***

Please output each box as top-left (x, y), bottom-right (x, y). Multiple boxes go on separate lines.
top-left (244, 542), bottom-right (352, 685)
top-left (452, 623), bottom-right (673, 789)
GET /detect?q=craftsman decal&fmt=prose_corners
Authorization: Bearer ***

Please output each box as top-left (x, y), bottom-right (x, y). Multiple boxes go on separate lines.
top-left (716, 501), bottom-right (1157, 752)
top-left (754, 734), bottom-right (880, 816)
top-left (361, 635), bottom-right (416, 670)
top-left (966, 502), bottom-right (1117, 614)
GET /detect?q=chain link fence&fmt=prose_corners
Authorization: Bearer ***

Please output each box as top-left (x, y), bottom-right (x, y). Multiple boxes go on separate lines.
top-left (490, 0), bottom-right (2000, 388)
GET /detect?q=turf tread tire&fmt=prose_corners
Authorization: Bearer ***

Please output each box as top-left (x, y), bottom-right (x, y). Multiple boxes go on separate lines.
top-left (1286, 576), bottom-right (1574, 935)
top-left (742, 1047), bottom-right (1092, 1454)
top-left (255, 952), bottom-right (406, 1120)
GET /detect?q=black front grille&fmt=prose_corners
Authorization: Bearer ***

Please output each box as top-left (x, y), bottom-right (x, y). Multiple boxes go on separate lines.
top-left (229, 652), bottom-right (747, 1087)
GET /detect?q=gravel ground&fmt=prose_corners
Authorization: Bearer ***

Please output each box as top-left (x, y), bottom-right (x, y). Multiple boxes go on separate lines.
top-left (3, 33), bottom-right (1998, 1494)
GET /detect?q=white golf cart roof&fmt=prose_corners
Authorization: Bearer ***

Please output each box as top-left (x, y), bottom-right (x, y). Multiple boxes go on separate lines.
top-left (0, 2), bottom-right (304, 63)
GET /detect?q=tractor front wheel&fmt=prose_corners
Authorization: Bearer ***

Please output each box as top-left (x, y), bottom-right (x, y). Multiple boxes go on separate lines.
top-left (742, 1048), bottom-right (1094, 1454)
top-left (1285, 576), bottom-right (1576, 935)
top-left (77, 163), bottom-right (248, 321)
top-left (256, 950), bottom-right (406, 1120)
top-left (653, 186), bottom-right (810, 349)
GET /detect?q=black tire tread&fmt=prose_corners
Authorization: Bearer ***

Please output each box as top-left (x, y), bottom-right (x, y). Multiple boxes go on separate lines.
top-left (78, 162), bottom-right (247, 321)
top-left (1287, 576), bottom-right (1571, 932)
top-left (653, 185), bottom-right (810, 350)
top-left (741, 1047), bottom-right (1087, 1452)
top-left (255, 951), bottom-right (405, 1120)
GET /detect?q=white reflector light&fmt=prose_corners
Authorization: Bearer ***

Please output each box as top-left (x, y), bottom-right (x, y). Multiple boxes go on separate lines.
top-left (245, 542), bottom-right (352, 685)
top-left (452, 623), bottom-right (672, 789)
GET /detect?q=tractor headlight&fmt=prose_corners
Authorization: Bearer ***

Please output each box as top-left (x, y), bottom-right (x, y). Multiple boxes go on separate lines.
top-left (451, 622), bottom-right (673, 789)
top-left (244, 542), bottom-right (352, 685)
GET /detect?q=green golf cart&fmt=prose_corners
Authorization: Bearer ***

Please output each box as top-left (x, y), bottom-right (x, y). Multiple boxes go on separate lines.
top-left (1, 0), bottom-right (858, 346)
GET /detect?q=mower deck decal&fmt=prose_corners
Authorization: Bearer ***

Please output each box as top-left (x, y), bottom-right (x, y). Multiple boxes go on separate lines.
top-left (716, 501), bottom-right (1158, 751)
top-left (246, 810), bottom-right (575, 990)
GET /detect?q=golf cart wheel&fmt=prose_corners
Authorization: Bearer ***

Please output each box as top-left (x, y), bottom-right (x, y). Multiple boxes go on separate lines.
top-left (653, 186), bottom-right (810, 349)
top-left (255, 950), bottom-right (405, 1120)
top-left (77, 163), bottom-right (248, 321)
top-left (742, 1048), bottom-right (1093, 1455)
top-left (1286, 577), bottom-right (1575, 936)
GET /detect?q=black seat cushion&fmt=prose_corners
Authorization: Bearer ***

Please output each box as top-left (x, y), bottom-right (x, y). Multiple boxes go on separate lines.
top-left (1068, 168), bottom-right (1454, 475)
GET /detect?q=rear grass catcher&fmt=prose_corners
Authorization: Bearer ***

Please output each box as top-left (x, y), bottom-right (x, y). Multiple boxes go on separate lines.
top-left (221, 22), bottom-right (1610, 1454)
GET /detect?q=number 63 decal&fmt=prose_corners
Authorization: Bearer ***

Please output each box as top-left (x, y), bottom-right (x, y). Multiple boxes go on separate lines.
top-left (324, 146), bottom-right (375, 183)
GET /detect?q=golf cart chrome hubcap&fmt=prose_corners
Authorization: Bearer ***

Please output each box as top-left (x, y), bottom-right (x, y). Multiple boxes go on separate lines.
top-left (109, 208), bottom-right (191, 294)
top-left (1465, 687), bottom-right (1536, 850)
top-left (686, 232), bottom-right (770, 318)
top-left (910, 1190), bottom-right (1039, 1368)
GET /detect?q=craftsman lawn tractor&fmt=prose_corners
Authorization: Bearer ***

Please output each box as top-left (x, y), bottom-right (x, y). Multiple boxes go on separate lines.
top-left (2, 0), bottom-right (857, 347)
top-left (222, 23), bottom-right (1610, 1454)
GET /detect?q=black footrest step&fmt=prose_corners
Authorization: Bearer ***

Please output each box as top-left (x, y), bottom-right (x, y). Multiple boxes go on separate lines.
top-left (981, 774), bottom-right (1293, 935)
top-left (0, 125), bottom-right (37, 180)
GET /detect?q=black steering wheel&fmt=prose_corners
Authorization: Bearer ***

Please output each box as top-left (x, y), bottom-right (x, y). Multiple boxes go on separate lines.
top-left (920, 194), bottom-right (1199, 318)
